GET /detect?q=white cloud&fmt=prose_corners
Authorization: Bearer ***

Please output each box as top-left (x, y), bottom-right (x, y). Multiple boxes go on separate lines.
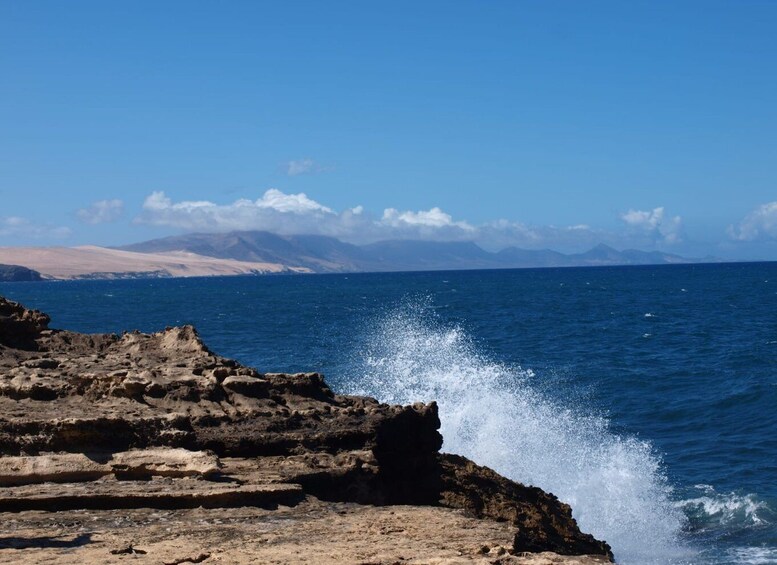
top-left (255, 188), bottom-right (333, 214)
top-left (620, 207), bottom-right (683, 244)
top-left (728, 201), bottom-right (777, 241)
top-left (137, 190), bottom-right (478, 242)
top-left (0, 216), bottom-right (71, 240)
top-left (76, 199), bottom-right (124, 224)
top-left (138, 189), bottom-right (338, 235)
top-left (284, 158), bottom-right (331, 176)
top-left (476, 220), bottom-right (608, 251)
top-left (286, 159), bottom-right (315, 176)
top-left (381, 207), bottom-right (475, 231)
top-left (136, 190), bottom-right (693, 252)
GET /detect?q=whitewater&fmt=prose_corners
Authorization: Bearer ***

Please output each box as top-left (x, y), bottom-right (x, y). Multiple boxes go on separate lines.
top-left (345, 300), bottom-right (766, 564)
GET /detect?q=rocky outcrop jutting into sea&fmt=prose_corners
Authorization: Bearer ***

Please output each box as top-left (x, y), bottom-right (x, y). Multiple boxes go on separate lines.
top-left (0, 265), bottom-right (42, 282)
top-left (0, 295), bottom-right (613, 564)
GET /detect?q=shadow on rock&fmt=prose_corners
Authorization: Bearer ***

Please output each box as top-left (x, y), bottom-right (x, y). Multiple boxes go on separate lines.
top-left (0, 533), bottom-right (94, 549)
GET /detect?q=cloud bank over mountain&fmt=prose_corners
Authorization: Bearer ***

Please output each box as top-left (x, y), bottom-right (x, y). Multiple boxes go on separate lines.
top-left (9, 189), bottom-right (777, 260)
top-left (135, 189), bottom-right (686, 252)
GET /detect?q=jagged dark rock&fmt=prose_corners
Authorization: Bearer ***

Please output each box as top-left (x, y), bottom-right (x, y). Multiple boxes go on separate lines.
top-left (0, 296), bottom-right (50, 349)
top-left (439, 454), bottom-right (611, 557)
top-left (0, 295), bottom-right (613, 562)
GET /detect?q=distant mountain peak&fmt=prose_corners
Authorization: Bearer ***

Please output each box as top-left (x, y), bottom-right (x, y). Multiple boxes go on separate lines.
top-left (115, 231), bottom-right (710, 274)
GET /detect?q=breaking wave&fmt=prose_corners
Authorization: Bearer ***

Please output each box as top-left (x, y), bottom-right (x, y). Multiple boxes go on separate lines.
top-left (677, 484), bottom-right (775, 564)
top-left (679, 485), bottom-right (768, 529)
top-left (345, 299), bottom-right (690, 564)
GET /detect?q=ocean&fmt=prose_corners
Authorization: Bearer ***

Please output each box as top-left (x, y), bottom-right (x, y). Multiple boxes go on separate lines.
top-left (2, 262), bottom-right (776, 564)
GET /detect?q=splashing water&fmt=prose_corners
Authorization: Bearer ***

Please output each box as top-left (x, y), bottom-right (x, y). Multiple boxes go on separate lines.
top-left (346, 302), bottom-right (690, 564)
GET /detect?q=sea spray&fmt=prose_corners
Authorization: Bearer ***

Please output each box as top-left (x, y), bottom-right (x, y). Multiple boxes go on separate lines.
top-left (346, 300), bottom-right (689, 564)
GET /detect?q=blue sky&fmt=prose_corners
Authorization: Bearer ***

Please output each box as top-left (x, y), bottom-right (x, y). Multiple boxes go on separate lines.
top-left (1, 1), bottom-right (776, 258)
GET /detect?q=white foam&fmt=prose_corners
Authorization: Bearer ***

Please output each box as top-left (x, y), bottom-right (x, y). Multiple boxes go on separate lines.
top-left (679, 485), bottom-right (767, 528)
top-left (727, 547), bottom-right (777, 565)
top-left (348, 302), bottom-right (689, 564)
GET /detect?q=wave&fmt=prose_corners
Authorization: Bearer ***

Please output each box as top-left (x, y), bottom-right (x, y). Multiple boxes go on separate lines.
top-left (726, 547), bottom-right (777, 565)
top-left (679, 485), bottom-right (769, 530)
top-left (677, 484), bottom-right (775, 564)
top-left (345, 299), bottom-right (690, 564)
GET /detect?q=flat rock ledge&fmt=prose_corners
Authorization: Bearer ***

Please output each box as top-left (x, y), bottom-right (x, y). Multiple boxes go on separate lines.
top-left (0, 296), bottom-right (614, 564)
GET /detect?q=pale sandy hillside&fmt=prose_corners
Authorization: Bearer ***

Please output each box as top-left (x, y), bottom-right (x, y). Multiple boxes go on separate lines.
top-left (0, 246), bottom-right (310, 279)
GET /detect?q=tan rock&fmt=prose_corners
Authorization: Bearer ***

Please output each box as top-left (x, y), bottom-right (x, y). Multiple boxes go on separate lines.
top-left (0, 477), bottom-right (302, 512)
top-left (0, 449), bottom-right (220, 486)
top-left (110, 448), bottom-right (220, 478)
top-left (0, 502), bottom-right (613, 564)
top-left (221, 374), bottom-right (269, 397)
top-left (0, 453), bottom-right (106, 486)
top-left (0, 296), bottom-right (613, 562)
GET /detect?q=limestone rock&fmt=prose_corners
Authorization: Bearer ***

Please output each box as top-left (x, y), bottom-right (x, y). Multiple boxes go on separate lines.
top-left (0, 453), bottom-right (106, 485)
top-left (0, 503), bottom-right (614, 564)
top-left (0, 295), bottom-right (613, 562)
top-left (0, 296), bottom-right (50, 349)
top-left (0, 477), bottom-right (302, 512)
top-left (439, 454), bottom-right (610, 557)
top-left (110, 448), bottom-right (221, 478)
top-left (0, 448), bottom-right (220, 486)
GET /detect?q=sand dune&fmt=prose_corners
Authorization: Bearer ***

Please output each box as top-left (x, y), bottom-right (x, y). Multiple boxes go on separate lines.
top-left (0, 245), bottom-right (310, 279)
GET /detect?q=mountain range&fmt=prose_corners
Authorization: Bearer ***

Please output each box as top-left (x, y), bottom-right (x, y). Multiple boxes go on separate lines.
top-left (118, 231), bottom-right (709, 273)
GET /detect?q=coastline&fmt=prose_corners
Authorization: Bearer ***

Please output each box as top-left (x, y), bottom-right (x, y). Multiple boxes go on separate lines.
top-left (0, 246), bottom-right (311, 280)
top-left (0, 295), bottom-right (613, 563)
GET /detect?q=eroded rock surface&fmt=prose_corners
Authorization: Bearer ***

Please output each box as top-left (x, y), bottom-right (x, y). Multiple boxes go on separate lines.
top-left (0, 296), bottom-right (613, 563)
top-left (0, 503), bottom-right (614, 565)
top-left (0, 448), bottom-right (220, 485)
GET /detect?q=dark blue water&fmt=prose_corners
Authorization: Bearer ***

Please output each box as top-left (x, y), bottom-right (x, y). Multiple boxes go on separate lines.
top-left (3, 263), bottom-right (776, 564)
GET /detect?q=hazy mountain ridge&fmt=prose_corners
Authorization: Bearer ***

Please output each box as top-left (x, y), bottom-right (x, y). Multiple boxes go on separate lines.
top-left (118, 231), bottom-right (709, 273)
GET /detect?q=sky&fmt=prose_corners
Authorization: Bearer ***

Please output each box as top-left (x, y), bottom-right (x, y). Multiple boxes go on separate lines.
top-left (1, 1), bottom-right (776, 259)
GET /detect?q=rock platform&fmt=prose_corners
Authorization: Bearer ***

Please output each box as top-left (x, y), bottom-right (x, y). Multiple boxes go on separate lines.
top-left (0, 295), bottom-right (613, 564)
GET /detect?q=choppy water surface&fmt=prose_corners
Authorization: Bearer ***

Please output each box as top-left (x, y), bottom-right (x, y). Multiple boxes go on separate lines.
top-left (4, 262), bottom-right (776, 564)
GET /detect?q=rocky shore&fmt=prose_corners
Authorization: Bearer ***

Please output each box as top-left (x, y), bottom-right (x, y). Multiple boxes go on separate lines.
top-left (0, 295), bottom-right (613, 564)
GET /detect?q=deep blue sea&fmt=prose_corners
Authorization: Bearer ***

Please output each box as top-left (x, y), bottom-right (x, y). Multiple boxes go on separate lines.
top-left (2, 262), bottom-right (776, 564)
